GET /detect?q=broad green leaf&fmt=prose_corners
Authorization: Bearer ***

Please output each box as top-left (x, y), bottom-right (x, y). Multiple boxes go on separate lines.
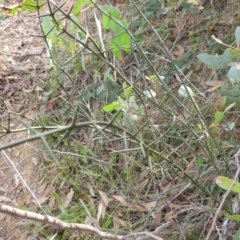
top-left (42, 16), bottom-right (59, 44)
top-left (197, 49), bottom-right (233, 70)
top-left (101, 5), bottom-right (121, 30)
top-left (98, 90), bottom-right (107, 100)
top-left (228, 62), bottom-right (240, 84)
top-left (109, 40), bottom-right (122, 60)
top-left (229, 48), bottom-right (240, 57)
top-left (213, 111), bottom-right (224, 125)
top-left (83, 90), bottom-right (92, 101)
top-left (235, 26), bottom-right (240, 45)
top-left (22, 0), bottom-right (44, 11)
top-left (183, 51), bottom-right (192, 62)
top-left (102, 102), bottom-right (121, 112)
top-left (104, 72), bottom-right (115, 82)
top-left (110, 19), bottom-right (128, 36)
top-left (233, 229), bottom-right (240, 240)
top-left (221, 86), bottom-right (240, 104)
top-left (96, 82), bottom-right (106, 100)
top-left (104, 80), bottom-right (113, 90)
top-left (216, 176), bottom-right (240, 193)
top-left (73, 0), bottom-right (91, 16)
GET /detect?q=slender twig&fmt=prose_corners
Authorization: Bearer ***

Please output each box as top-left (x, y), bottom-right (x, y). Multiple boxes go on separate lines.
top-left (0, 204), bottom-right (124, 240)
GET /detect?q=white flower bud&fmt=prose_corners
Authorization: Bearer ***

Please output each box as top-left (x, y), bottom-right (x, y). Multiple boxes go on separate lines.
top-left (143, 89), bottom-right (156, 98)
top-left (178, 85), bottom-right (194, 98)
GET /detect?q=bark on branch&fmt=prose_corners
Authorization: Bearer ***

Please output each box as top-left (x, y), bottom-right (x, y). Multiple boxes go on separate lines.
top-left (0, 204), bottom-right (124, 240)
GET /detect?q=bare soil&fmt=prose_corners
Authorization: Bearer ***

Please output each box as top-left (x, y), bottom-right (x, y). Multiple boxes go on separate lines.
top-left (0, 10), bottom-right (47, 239)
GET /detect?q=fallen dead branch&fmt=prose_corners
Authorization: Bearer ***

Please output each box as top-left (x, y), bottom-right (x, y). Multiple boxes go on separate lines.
top-left (0, 204), bottom-right (124, 240)
top-left (0, 203), bottom-right (167, 240)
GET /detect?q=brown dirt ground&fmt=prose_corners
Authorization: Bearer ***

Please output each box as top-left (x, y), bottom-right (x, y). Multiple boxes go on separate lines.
top-left (0, 1), bottom-right (90, 238)
top-left (0, 9), bottom-right (48, 240)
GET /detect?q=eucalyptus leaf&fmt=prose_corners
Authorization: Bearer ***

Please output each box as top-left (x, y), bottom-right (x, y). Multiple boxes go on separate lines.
top-left (221, 86), bottom-right (240, 104)
top-left (197, 49), bottom-right (233, 70)
top-left (235, 26), bottom-right (240, 45)
top-left (227, 62), bottom-right (240, 84)
top-left (233, 229), bottom-right (240, 240)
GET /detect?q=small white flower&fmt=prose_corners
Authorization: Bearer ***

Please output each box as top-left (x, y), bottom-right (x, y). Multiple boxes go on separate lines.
top-left (129, 113), bottom-right (139, 122)
top-left (143, 89), bottom-right (156, 98)
top-left (178, 85), bottom-right (194, 98)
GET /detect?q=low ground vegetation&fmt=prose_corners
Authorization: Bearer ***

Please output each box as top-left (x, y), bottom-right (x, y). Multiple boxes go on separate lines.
top-left (1, 0), bottom-right (240, 239)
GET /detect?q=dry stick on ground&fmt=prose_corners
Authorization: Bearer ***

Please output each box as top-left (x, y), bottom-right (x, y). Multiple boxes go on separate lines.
top-left (0, 204), bottom-right (125, 240)
top-left (125, 222), bottom-right (171, 240)
top-left (0, 203), bottom-right (167, 240)
top-left (205, 147), bottom-right (240, 240)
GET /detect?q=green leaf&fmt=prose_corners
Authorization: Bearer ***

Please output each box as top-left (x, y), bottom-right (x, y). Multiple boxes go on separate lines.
top-left (197, 49), bottom-right (233, 70)
top-left (83, 90), bottom-right (92, 101)
top-left (98, 90), bottom-right (107, 100)
top-left (0, 5), bottom-right (22, 15)
top-left (221, 86), bottom-right (240, 104)
top-left (104, 72), bottom-right (115, 82)
top-left (224, 122), bottom-right (235, 131)
top-left (213, 111), bottom-right (224, 125)
top-left (73, 0), bottom-right (91, 16)
top-left (42, 91), bottom-right (53, 103)
top-left (228, 62), bottom-right (240, 84)
top-left (104, 80), bottom-right (113, 90)
top-left (97, 85), bottom-right (107, 100)
top-left (109, 35), bottom-right (131, 59)
top-left (216, 176), bottom-right (240, 193)
top-left (226, 215), bottom-right (240, 221)
top-left (101, 5), bottom-right (121, 30)
top-left (97, 85), bottom-right (104, 95)
top-left (42, 16), bottom-right (59, 44)
top-left (123, 81), bottom-right (133, 99)
top-left (229, 48), bottom-right (240, 57)
top-left (109, 39), bottom-right (122, 60)
top-left (102, 102), bottom-right (122, 112)
top-left (233, 230), bottom-right (240, 240)
top-left (183, 51), bottom-right (192, 62)
top-left (22, 0), bottom-right (44, 11)
top-left (235, 26), bottom-right (240, 45)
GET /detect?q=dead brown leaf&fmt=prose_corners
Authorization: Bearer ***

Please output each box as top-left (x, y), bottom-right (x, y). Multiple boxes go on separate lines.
top-left (205, 80), bottom-right (225, 92)
top-left (135, 178), bottom-right (149, 192)
top-left (63, 188), bottom-right (74, 208)
top-left (112, 195), bottom-right (129, 206)
top-left (97, 190), bottom-right (108, 221)
top-left (141, 200), bottom-right (158, 211)
top-left (87, 183), bottom-right (95, 196)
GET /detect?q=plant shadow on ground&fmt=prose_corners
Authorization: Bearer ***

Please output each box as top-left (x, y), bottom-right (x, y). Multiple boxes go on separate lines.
top-left (2, 0), bottom-right (240, 239)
